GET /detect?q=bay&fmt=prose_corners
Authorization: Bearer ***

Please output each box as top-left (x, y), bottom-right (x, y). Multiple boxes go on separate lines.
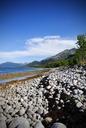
top-left (0, 67), bottom-right (42, 74)
top-left (0, 67), bottom-right (43, 84)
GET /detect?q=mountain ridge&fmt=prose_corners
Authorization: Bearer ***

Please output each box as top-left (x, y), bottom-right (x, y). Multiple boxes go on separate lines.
top-left (27, 48), bottom-right (76, 67)
top-left (0, 62), bottom-right (24, 68)
top-left (0, 48), bottom-right (76, 68)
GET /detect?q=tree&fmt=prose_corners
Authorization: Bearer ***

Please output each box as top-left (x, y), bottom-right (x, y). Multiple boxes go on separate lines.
top-left (77, 34), bottom-right (86, 48)
top-left (75, 34), bottom-right (86, 65)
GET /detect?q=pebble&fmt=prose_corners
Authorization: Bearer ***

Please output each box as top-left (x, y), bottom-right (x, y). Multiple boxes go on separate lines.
top-left (76, 102), bottom-right (83, 108)
top-left (44, 117), bottom-right (53, 123)
top-left (51, 122), bottom-right (67, 128)
top-left (34, 121), bottom-right (44, 128)
top-left (0, 113), bottom-right (7, 128)
top-left (8, 117), bottom-right (30, 128)
top-left (19, 107), bottom-right (26, 115)
top-left (0, 119), bottom-right (7, 128)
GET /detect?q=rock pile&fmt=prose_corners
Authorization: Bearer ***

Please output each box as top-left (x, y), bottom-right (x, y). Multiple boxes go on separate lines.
top-left (0, 66), bottom-right (86, 128)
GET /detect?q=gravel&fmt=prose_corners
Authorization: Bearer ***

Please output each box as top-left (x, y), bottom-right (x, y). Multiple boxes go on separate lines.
top-left (0, 66), bottom-right (86, 128)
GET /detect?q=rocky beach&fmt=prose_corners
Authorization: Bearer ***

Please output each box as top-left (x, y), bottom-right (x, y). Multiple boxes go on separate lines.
top-left (0, 66), bottom-right (86, 128)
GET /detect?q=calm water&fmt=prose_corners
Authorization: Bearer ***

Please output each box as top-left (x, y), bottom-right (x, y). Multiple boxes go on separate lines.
top-left (0, 67), bottom-right (43, 83)
top-left (0, 67), bottom-right (42, 74)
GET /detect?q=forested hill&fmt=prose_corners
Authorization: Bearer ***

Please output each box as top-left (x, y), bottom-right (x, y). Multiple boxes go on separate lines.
top-left (27, 48), bottom-right (76, 67)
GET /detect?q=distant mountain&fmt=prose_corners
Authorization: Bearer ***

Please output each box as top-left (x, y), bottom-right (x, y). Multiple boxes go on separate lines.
top-left (27, 61), bottom-right (40, 67)
top-left (48, 48), bottom-right (76, 60)
top-left (0, 62), bottom-right (24, 68)
top-left (41, 48), bottom-right (76, 63)
top-left (27, 48), bottom-right (76, 67)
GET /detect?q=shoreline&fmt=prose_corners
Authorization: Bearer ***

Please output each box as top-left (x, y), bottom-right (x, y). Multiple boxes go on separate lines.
top-left (0, 68), bottom-right (44, 80)
top-left (0, 69), bottom-right (50, 89)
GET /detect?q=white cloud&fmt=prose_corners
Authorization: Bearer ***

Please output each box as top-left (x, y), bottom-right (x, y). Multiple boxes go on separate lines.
top-left (0, 36), bottom-right (76, 60)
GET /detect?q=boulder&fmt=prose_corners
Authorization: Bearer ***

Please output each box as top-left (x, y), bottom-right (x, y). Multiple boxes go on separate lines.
top-left (0, 114), bottom-right (7, 128)
top-left (0, 119), bottom-right (7, 128)
top-left (8, 117), bottom-right (30, 128)
top-left (51, 122), bottom-right (67, 128)
top-left (34, 121), bottom-right (44, 128)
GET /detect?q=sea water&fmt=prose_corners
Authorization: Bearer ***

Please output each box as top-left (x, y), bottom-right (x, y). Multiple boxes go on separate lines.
top-left (0, 67), bottom-right (42, 74)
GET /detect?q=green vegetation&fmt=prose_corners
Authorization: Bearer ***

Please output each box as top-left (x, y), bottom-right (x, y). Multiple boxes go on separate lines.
top-left (75, 34), bottom-right (86, 65)
top-left (43, 60), bottom-right (68, 68)
top-left (43, 57), bottom-right (76, 68)
top-left (43, 34), bottom-right (86, 68)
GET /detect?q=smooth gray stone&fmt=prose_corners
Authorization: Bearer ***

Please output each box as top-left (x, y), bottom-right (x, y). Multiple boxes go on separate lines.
top-left (0, 120), bottom-right (7, 128)
top-left (19, 107), bottom-right (26, 115)
top-left (51, 123), bottom-right (67, 128)
top-left (34, 121), bottom-right (44, 128)
top-left (8, 117), bottom-right (30, 128)
top-left (0, 114), bottom-right (7, 128)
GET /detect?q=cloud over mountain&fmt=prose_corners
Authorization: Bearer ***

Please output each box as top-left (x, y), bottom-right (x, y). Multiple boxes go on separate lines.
top-left (0, 36), bottom-right (76, 61)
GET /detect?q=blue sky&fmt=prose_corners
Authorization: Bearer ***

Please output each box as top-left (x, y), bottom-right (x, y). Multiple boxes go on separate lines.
top-left (0, 0), bottom-right (86, 63)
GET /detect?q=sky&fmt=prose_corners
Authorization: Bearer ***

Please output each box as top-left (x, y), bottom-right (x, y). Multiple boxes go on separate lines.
top-left (0, 0), bottom-right (86, 63)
